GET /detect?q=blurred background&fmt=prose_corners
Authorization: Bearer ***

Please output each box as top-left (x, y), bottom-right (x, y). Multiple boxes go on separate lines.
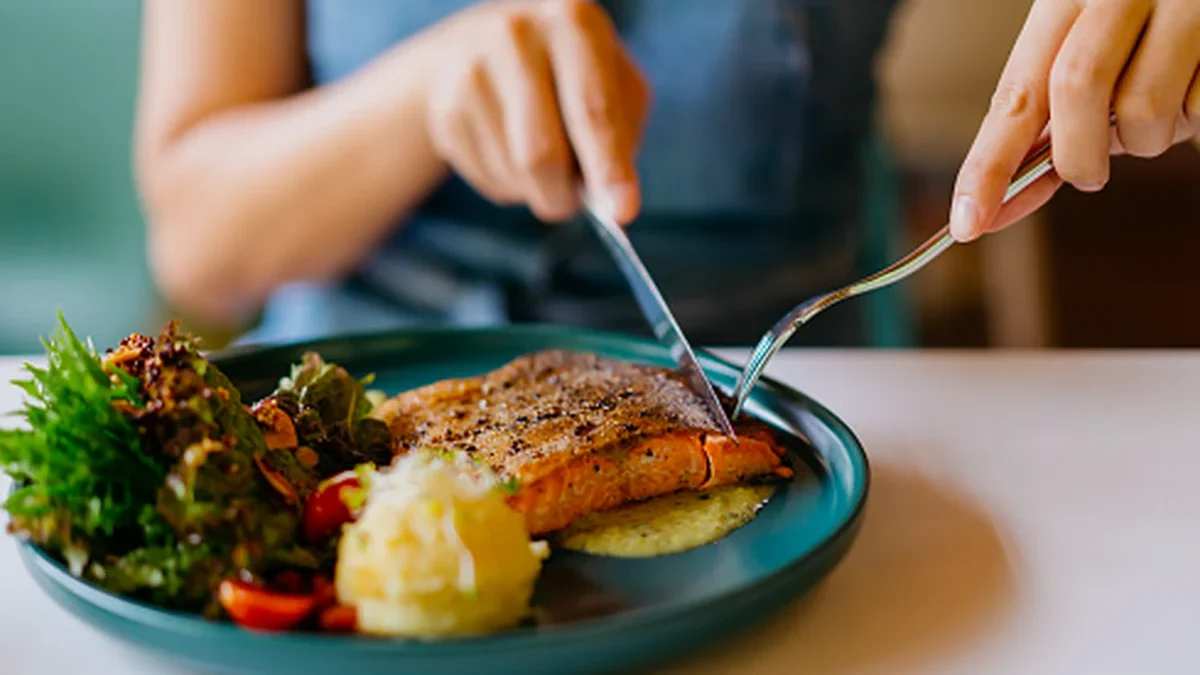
top-left (1, 0), bottom-right (1197, 354)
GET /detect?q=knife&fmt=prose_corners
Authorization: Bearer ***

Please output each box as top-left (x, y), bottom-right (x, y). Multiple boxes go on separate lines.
top-left (580, 193), bottom-right (739, 440)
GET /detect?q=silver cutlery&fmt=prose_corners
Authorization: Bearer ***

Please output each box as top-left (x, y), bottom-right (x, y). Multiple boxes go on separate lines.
top-left (581, 192), bottom-right (739, 439)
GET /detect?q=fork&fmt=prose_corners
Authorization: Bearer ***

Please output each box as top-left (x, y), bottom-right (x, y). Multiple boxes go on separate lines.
top-left (728, 135), bottom-right (1059, 418)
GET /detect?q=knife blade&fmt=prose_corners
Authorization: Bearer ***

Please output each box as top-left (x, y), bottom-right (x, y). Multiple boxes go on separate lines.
top-left (580, 194), bottom-right (739, 440)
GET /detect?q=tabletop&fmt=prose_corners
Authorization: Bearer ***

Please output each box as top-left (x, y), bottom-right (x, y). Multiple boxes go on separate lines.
top-left (2, 350), bottom-right (1199, 675)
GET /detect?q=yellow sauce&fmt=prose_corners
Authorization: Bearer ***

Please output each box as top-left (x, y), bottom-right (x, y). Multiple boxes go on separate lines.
top-left (553, 484), bottom-right (777, 557)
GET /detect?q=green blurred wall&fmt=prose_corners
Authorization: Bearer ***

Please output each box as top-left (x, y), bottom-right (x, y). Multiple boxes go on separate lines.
top-left (0, 1), bottom-right (154, 354)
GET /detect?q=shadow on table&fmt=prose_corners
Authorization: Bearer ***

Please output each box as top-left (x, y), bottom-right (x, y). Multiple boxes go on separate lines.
top-left (660, 457), bottom-right (1018, 674)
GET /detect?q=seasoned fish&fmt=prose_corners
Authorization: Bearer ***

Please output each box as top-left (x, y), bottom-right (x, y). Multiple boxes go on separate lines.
top-left (372, 350), bottom-right (791, 535)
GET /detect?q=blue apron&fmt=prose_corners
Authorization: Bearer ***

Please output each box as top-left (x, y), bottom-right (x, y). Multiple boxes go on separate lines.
top-left (246, 0), bottom-right (899, 346)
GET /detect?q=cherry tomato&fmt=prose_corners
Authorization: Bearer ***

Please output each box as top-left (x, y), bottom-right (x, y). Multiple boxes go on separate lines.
top-left (303, 471), bottom-right (362, 542)
top-left (318, 605), bottom-right (357, 633)
top-left (218, 579), bottom-right (316, 632)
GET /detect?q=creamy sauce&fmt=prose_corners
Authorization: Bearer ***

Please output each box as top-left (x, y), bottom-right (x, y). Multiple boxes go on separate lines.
top-left (553, 484), bottom-right (777, 557)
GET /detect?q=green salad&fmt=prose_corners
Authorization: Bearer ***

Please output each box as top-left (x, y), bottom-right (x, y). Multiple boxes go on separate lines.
top-left (0, 315), bottom-right (391, 623)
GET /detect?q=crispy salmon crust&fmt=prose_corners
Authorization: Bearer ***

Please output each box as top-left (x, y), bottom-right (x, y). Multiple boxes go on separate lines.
top-left (371, 350), bottom-right (790, 534)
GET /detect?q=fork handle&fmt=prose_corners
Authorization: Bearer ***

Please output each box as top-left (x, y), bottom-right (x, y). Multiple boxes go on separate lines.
top-left (851, 135), bottom-right (1056, 297)
top-left (728, 131), bottom-right (1062, 418)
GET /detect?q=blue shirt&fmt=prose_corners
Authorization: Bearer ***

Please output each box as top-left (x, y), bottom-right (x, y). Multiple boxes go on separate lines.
top-left (246, 0), bottom-right (899, 346)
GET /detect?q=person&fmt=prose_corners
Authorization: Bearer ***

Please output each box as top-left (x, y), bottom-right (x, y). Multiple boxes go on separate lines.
top-left (133, 0), bottom-right (1199, 348)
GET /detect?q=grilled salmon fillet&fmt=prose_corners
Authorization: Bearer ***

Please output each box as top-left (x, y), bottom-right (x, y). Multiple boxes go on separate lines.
top-left (371, 350), bottom-right (791, 535)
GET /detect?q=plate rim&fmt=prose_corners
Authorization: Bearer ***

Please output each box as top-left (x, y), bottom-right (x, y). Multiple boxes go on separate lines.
top-left (13, 323), bottom-right (870, 655)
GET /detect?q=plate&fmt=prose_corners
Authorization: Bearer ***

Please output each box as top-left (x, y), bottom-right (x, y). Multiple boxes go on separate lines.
top-left (15, 326), bottom-right (869, 675)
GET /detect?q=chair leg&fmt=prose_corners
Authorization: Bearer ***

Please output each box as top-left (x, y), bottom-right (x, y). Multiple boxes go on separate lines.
top-left (978, 211), bottom-right (1054, 347)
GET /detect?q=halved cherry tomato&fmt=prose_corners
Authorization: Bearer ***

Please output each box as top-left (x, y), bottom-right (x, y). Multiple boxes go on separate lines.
top-left (318, 605), bottom-right (357, 633)
top-left (303, 471), bottom-right (362, 542)
top-left (218, 579), bottom-right (316, 632)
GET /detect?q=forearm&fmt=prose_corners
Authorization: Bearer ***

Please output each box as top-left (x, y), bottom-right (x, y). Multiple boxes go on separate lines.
top-left (138, 36), bottom-right (446, 326)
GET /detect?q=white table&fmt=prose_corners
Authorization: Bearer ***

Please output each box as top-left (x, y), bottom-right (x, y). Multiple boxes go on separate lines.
top-left (3, 351), bottom-right (1199, 675)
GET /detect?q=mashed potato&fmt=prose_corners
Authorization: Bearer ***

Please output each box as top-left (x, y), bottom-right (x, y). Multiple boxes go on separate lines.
top-left (335, 451), bottom-right (547, 638)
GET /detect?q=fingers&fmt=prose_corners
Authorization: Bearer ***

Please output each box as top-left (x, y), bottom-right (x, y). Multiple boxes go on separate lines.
top-left (429, 1), bottom-right (646, 223)
top-left (1188, 67), bottom-right (1200, 135)
top-left (466, 69), bottom-right (524, 203)
top-left (989, 172), bottom-right (1064, 233)
top-left (488, 14), bottom-right (578, 222)
top-left (616, 53), bottom-right (652, 153)
top-left (950, 0), bottom-right (1082, 242)
top-left (541, 0), bottom-right (641, 224)
top-left (427, 61), bottom-right (518, 205)
top-left (1049, 0), bottom-right (1152, 191)
top-left (1113, 1), bottom-right (1200, 158)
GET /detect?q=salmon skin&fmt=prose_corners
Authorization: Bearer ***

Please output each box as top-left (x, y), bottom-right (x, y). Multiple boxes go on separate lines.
top-left (372, 350), bottom-right (791, 535)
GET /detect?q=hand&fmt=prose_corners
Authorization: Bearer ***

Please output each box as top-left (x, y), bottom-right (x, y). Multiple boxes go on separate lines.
top-left (950, 0), bottom-right (1200, 242)
top-left (425, 0), bottom-right (649, 224)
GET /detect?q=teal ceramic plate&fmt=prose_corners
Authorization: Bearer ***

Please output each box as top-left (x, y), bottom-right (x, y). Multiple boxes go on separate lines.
top-left (16, 326), bottom-right (869, 675)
